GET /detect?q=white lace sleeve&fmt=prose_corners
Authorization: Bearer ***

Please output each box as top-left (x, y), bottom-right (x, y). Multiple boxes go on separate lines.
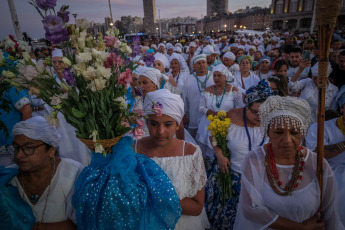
top-left (14, 97), bottom-right (30, 110)
top-left (199, 93), bottom-right (208, 115)
top-left (234, 91), bottom-right (245, 108)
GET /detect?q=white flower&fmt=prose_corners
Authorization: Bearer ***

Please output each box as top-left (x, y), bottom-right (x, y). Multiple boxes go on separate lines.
top-left (4, 37), bottom-right (15, 50)
top-left (94, 143), bottom-right (105, 153)
top-left (17, 63), bottom-right (38, 81)
top-left (119, 43), bottom-right (132, 54)
top-left (89, 130), bottom-right (98, 142)
top-left (72, 62), bottom-right (87, 75)
top-left (59, 92), bottom-right (69, 99)
top-left (94, 78), bottom-right (107, 91)
top-left (62, 57), bottom-right (72, 67)
top-left (114, 97), bottom-right (127, 109)
top-left (22, 52), bottom-right (32, 63)
top-left (76, 19), bottom-right (90, 30)
top-left (76, 52), bottom-right (92, 64)
top-left (86, 81), bottom-right (96, 92)
top-left (1, 70), bottom-right (16, 78)
top-left (78, 36), bottom-right (86, 50)
top-left (212, 137), bottom-right (218, 147)
top-left (82, 66), bottom-right (97, 81)
top-left (45, 114), bottom-right (59, 127)
top-left (50, 95), bottom-right (62, 106)
top-left (91, 49), bottom-right (108, 61)
top-left (36, 61), bottom-right (46, 74)
top-left (18, 40), bottom-right (31, 52)
top-left (80, 31), bottom-right (87, 38)
top-left (96, 66), bottom-right (112, 79)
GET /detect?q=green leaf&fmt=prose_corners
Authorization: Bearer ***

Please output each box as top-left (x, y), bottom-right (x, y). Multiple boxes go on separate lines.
top-left (72, 108), bottom-right (87, 118)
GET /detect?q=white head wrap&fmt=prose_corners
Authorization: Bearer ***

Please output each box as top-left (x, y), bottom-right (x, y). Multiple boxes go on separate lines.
top-left (12, 116), bottom-right (61, 147)
top-left (138, 67), bottom-right (162, 88)
top-left (192, 54), bottom-right (207, 65)
top-left (154, 53), bottom-right (169, 68)
top-left (173, 46), bottom-right (182, 53)
top-left (311, 62), bottom-right (333, 77)
top-left (151, 44), bottom-right (157, 49)
top-left (175, 43), bottom-right (183, 49)
top-left (52, 48), bottom-right (63, 58)
top-left (259, 96), bottom-right (311, 136)
top-left (169, 53), bottom-right (189, 73)
top-left (133, 55), bottom-right (145, 65)
top-left (166, 43), bottom-right (174, 50)
top-left (212, 64), bottom-right (233, 81)
top-left (158, 43), bottom-right (165, 49)
top-left (249, 46), bottom-right (257, 52)
top-left (143, 89), bottom-right (184, 125)
top-left (253, 39), bottom-right (260, 45)
top-left (189, 42), bottom-right (197, 48)
top-left (223, 52), bottom-right (236, 61)
top-left (202, 45), bottom-right (215, 56)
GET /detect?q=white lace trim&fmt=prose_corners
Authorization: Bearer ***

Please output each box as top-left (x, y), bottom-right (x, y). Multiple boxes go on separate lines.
top-left (14, 97), bottom-right (30, 110)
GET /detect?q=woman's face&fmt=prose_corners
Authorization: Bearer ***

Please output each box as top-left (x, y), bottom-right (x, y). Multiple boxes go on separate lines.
top-left (153, 60), bottom-right (165, 73)
top-left (236, 50), bottom-right (244, 58)
top-left (170, 59), bottom-right (180, 72)
top-left (259, 60), bottom-right (270, 72)
top-left (268, 121), bottom-right (303, 157)
top-left (13, 134), bottom-right (54, 172)
top-left (147, 114), bottom-right (179, 146)
top-left (222, 57), bottom-right (233, 67)
top-left (277, 65), bottom-right (288, 78)
top-left (246, 103), bottom-right (262, 125)
top-left (138, 76), bottom-right (157, 96)
top-left (240, 58), bottom-right (251, 73)
top-left (213, 71), bottom-right (226, 86)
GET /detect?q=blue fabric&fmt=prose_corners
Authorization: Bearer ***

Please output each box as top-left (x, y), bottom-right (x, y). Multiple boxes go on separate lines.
top-left (244, 79), bottom-right (278, 106)
top-left (208, 58), bottom-right (221, 71)
top-left (72, 136), bottom-right (182, 230)
top-left (0, 87), bottom-right (29, 145)
top-left (160, 79), bottom-right (166, 89)
top-left (125, 87), bottom-right (135, 111)
top-left (0, 167), bottom-right (35, 230)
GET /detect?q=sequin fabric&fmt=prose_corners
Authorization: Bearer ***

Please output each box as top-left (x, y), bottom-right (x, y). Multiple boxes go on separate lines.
top-left (72, 137), bottom-right (182, 229)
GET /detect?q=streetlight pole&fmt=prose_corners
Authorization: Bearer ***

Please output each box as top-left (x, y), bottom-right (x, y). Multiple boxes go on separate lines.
top-left (159, 9), bottom-right (162, 38)
top-left (72, 13), bottom-right (78, 26)
top-left (7, 0), bottom-right (22, 41)
top-left (108, 0), bottom-right (114, 27)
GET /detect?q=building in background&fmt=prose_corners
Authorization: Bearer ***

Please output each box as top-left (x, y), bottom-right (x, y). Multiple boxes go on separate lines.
top-left (143, 0), bottom-right (157, 34)
top-left (207, 0), bottom-right (229, 16)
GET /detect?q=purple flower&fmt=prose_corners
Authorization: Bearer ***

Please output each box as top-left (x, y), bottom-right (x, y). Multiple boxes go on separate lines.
top-left (142, 53), bottom-right (155, 66)
top-left (42, 15), bottom-right (68, 44)
top-left (152, 102), bottom-right (163, 109)
top-left (125, 58), bottom-right (131, 67)
top-left (131, 36), bottom-right (141, 57)
top-left (58, 10), bottom-right (70, 24)
top-left (134, 87), bottom-right (144, 97)
top-left (35, 0), bottom-right (57, 10)
top-left (64, 68), bottom-right (76, 86)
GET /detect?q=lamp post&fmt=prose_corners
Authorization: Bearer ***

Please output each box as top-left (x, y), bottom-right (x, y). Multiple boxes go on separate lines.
top-left (224, 24), bottom-right (227, 31)
top-left (72, 13), bottom-right (78, 26)
top-left (108, 0), bottom-right (114, 29)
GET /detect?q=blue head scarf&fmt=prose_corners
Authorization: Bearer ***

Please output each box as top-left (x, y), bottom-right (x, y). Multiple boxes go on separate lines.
top-left (244, 79), bottom-right (278, 106)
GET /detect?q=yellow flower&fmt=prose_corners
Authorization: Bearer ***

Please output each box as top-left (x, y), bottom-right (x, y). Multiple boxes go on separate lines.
top-left (207, 114), bottom-right (214, 121)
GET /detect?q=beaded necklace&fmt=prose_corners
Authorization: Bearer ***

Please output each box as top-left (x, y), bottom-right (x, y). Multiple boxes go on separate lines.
top-left (337, 116), bottom-right (345, 136)
top-left (265, 143), bottom-right (305, 196)
top-left (214, 83), bottom-right (227, 108)
top-left (193, 71), bottom-right (212, 92)
top-left (243, 107), bottom-right (265, 151)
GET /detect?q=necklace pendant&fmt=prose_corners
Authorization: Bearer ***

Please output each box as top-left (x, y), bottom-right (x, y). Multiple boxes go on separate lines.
top-left (29, 194), bottom-right (39, 203)
top-left (216, 103), bottom-right (220, 108)
top-left (201, 82), bottom-right (206, 89)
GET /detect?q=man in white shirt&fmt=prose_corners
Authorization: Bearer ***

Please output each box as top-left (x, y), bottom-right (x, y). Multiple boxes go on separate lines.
top-left (287, 47), bottom-right (311, 80)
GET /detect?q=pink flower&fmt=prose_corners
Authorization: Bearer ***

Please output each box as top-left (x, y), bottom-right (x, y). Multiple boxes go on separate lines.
top-left (105, 36), bottom-right (120, 48)
top-left (121, 121), bottom-right (130, 128)
top-left (118, 68), bottom-right (132, 88)
top-left (152, 106), bottom-right (163, 116)
top-left (134, 109), bottom-right (144, 117)
top-left (136, 119), bottom-right (145, 128)
top-left (132, 128), bottom-right (144, 140)
top-left (104, 53), bottom-right (125, 69)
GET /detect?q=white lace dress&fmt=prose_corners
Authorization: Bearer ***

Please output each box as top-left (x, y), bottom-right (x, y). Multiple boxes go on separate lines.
top-left (234, 146), bottom-right (344, 230)
top-left (136, 142), bottom-right (209, 229)
top-left (196, 87), bottom-right (244, 160)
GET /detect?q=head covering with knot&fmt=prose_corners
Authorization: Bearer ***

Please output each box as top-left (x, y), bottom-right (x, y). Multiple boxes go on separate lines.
top-left (212, 64), bottom-right (233, 81)
top-left (311, 62), bottom-right (333, 77)
top-left (259, 96), bottom-right (311, 136)
top-left (192, 54), bottom-right (207, 65)
top-left (139, 66), bottom-right (162, 88)
top-left (244, 79), bottom-right (278, 106)
top-left (143, 89), bottom-right (184, 125)
top-left (154, 53), bottom-right (169, 68)
top-left (151, 44), bottom-right (157, 49)
top-left (12, 116), bottom-right (61, 147)
top-left (249, 46), bottom-right (257, 52)
top-left (169, 53), bottom-right (190, 73)
top-left (223, 51), bottom-right (236, 61)
top-left (158, 43), bottom-right (165, 49)
top-left (202, 45), bottom-right (215, 56)
top-left (52, 48), bottom-right (63, 58)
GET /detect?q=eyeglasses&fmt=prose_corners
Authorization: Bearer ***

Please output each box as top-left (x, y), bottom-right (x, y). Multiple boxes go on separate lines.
top-left (8, 143), bottom-right (46, 156)
top-left (248, 107), bottom-right (259, 115)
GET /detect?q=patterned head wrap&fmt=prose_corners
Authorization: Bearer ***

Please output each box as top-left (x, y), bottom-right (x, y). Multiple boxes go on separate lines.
top-left (238, 55), bottom-right (253, 65)
top-left (244, 79), bottom-right (278, 106)
top-left (192, 54), bottom-right (207, 65)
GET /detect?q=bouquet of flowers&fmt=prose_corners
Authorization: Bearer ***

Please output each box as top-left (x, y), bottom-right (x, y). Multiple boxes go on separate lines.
top-left (207, 111), bottom-right (232, 203)
top-left (2, 0), bottom-right (143, 154)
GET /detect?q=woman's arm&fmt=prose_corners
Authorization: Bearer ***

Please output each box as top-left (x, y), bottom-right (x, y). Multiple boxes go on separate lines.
top-left (32, 220), bottom-right (77, 230)
top-left (209, 136), bottom-right (230, 173)
top-left (20, 104), bottom-right (32, 120)
top-left (179, 187), bottom-right (205, 216)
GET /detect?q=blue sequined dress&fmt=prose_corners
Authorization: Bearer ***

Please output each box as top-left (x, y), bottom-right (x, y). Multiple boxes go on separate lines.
top-left (72, 136), bottom-right (182, 229)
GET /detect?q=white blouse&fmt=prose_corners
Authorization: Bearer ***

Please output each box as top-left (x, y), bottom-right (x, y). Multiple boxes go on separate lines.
top-left (289, 79), bottom-right (338, 123)
top-left (234, 146), bottom-right (344, 230)
top-left (232, 71), bottom-right (260, 94)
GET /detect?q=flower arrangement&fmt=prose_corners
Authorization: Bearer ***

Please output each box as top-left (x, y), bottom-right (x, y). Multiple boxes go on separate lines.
top-left (207, 111), bottom-right (232, 203)
top-left (1, 0), bottom-right (143, 154)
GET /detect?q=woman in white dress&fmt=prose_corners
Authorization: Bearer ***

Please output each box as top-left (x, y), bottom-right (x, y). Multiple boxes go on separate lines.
top-left (289, 62), bottom-right (338, 124)
top-left (255, 56), bottom-right (273, 80)
top-left (306, 86), bottom-right (345, 227)
top-left (233, 56), bottom-right (260, 94)
top-left (134, 89), bottom-right (209, 230)
top-left (8, 116), bottom-right (83, 229)
top-left (206, 80), bottom-right (277, 230)
top-left (196, 64), bottom-right (244, 172)
top-left (167, 53), bottom-right (190, 92)
top-left (234, 96), bottom-right (344, 230)
top-left (222, 52), bottom-right (240, 76)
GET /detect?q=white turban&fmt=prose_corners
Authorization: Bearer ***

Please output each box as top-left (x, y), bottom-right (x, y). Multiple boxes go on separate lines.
top-left (175, 43), bottom-right (183, 49)
top-left (12, 116), bottom-right (61, 147)
top-left (169, 53), bottom-right (190, 73)
top-left (154, 53), bottom-right (169, 68)
top-left (311, 62), bottom-right (333, 77)
top-left (52, 48), bottom-right (63, 58)
top-left (192, 54), bottom-right (207, 65)
top-left (158, 43), bottom-right (165, 48)
top-left (143, 89), bottom-right (184, 125)
top-left (166, 43), bottom-right (174, 50)
top-left (249, 46), bottom-right (257, 52)
top-left (223, 52), bottom-right (236, 61)
top-left (138, 67), bottom-right (162, 88)
top-left (202, 45), bottom-right (215, 56)
top-left (189, 42), bottom-right (197, 48)
top-left (151, 44), bottom-right (157, 49)
top-left (212, 64), bottom-right (233, 81)
top-left (173, 47), bottom-right (182, 53)
top-left (133, 55), bottom-right (145, 65)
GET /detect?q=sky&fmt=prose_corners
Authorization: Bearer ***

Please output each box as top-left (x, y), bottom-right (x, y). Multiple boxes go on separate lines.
top-left (0, 0), bottom-right (271, 40)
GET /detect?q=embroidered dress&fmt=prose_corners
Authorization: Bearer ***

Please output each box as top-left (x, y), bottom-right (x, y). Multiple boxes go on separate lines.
top-left (205, 123), bottom-right (266, 230)
top-left (233, 146), bottom-right (344, 230)
top-left (306, 118), bottom-right (345, 227)
top-left (289, 79), bottom-right (338, 124)
top-left (136, 142), bottom-right (209, 230)
top-left (232, 71), bottom-right (260, 94)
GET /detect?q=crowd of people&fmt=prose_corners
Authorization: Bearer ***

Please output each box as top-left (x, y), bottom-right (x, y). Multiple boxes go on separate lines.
top-left (1, 29), bottom-right (345, 229)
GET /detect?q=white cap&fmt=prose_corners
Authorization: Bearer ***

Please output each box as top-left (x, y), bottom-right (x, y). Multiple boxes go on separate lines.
top-left (52, 48), bottom-right (63, 58)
